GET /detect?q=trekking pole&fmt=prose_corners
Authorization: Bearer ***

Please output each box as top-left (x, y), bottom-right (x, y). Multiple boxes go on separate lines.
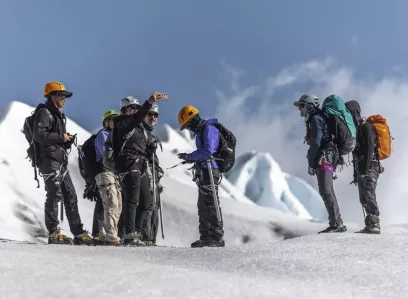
top-left (206, 158), bottom-right (221, 222)
top-left (166, 160), bottom-right (190, 170)
top-left (60, 198), bottom-right (64, 223)
top-left (153, 153), bottom-right (164, 239)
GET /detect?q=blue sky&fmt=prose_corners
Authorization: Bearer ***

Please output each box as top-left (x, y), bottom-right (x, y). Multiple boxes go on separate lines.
top-left (2, 0), bottom-right (408, 130)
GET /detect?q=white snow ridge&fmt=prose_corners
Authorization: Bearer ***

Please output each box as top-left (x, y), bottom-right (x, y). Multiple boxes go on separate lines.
top-left (1, 101), bottom-right (407, 298)
top-left (226, 151), bottom-right (328, 220)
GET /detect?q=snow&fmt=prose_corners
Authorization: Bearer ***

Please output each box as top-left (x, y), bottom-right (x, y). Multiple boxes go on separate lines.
top-left (226, 151), bottom-right (325, 220)
top-left (284, 173), bottom-right (327, 220)
top-left (0, 101), bottom-right (325, 246)
top-left (1, 233), bottom-right (408, 298)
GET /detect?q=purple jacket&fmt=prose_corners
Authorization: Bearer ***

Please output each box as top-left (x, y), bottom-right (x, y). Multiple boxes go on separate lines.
top-left (187, 119), bottom-right (220, 168)
top-left (94, 128), bottom-right (110, 161)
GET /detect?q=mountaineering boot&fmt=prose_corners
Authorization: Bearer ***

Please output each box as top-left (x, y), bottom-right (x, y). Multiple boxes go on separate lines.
top-left (93, 236), bottom-right (105, 245)
top-left (191, 239), bottom-right (209, 248)
top-left (207, 239), bottom-right (225, 247)
top-left (355, 223), bottom-right (381, 234)
top-left (123, 232), bottom-right (146, 246)
top-left (104, 240), bottom-right (123, 246)
top-left (145, 241), bottom-right (156, 246)
top-left (48, 229), bottom-right (73, 245)
top-left (318, 224), bottom-right (347, 234)
top-left (73, 231), bottom-right (97, 246)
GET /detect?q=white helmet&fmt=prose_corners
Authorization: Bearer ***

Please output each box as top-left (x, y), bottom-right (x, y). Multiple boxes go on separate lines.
top-left (120, 96), bottom-right (140, 109)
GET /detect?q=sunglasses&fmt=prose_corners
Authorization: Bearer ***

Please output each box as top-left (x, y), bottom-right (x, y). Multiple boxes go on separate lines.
top-left (127, 104), bottom-right (140, 111)
top-left (148, 113), bottom-right (158, 118)
top-left (298, 103), bottom-right (306, 108)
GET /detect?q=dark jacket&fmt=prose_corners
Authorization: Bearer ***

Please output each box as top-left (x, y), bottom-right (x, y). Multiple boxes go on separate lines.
top-left (345, 100), bottom-right (377, 173)
top-left (187, 118), bottom-right (220, 169)
top-left (307, 111), bottom-right (332, 169)
top-left (112, 100), bottom-right (152, 171)
top-left (141, 122), bottom-right (163, 177)
top-left (33, 101), bottom-right (70, 164)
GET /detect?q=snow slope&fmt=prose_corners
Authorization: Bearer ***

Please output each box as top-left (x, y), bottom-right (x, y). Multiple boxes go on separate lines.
top-left (226, 151), bottom-right (326, 220)
top-left (1, 233), bottom-right (408, 298)
top-left (0, 101), bottom-right (326, 246)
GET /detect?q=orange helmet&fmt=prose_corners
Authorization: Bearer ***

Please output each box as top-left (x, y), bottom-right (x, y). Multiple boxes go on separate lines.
top-left (44, 81), bottom-right (73, 98)
top-left (178, 105), bottom-right (199, 131)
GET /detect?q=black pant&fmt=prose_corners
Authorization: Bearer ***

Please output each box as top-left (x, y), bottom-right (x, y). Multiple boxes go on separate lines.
top-left (92, 196), bottom-right (104, 237)
top-left (358, 162), bottom-right (380, 226)
top-left (316, 168), bottom-right (343, 227)
top-left (135, 174), bottom-right (153, 232)
top-left (140, 184), bottom-right (160, 243)
top-left (120, 163), bottom-right (144, 237)
top-left (196, 168), bottom-right (223, 241)
top-left (39, 159), bottom-right (84, 236)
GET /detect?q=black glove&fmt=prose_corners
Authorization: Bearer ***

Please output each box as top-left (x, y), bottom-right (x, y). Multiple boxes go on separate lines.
top-left (177, 153), bottom-right (189, 160)
top-left (156, 166), bottom-right (164, 180)
top-left (83, 184), bottom-right (99, 202)
top-left (63, 133), bottom-right (77, 150)
top-left (157, 182), bottom-right (163, 194)
top-left (146, 142), bottom-right (157, 154)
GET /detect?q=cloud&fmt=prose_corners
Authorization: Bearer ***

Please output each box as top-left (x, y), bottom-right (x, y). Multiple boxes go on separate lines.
top-left (215, 57), bottom-right (407, 226)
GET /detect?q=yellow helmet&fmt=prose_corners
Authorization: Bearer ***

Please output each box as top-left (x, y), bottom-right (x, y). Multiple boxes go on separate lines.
top-left (44, 81), bottom-right (73, 98)
top-left (178, 105), bottom-right (199, 131)
top-left (102, 110), bottom-right (119, 126)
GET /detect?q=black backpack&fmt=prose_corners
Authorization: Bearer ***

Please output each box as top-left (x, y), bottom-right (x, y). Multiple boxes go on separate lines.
top-left (200, 123), bottom-right (237, 173)
top-left (21, 104), bottom-right (52, 187)
top-left (78, 129), bottom-right (104, 186)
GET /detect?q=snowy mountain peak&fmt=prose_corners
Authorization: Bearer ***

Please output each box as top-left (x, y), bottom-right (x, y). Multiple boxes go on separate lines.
top-left (226, 150), bottom-right (326, 220)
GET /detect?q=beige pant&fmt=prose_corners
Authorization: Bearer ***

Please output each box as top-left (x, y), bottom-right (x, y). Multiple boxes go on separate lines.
top-left (95, 171), bottom-right (122, 242)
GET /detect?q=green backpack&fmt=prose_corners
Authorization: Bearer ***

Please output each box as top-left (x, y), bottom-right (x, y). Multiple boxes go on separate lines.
top-left (321, 94), bottom-right (356, 156)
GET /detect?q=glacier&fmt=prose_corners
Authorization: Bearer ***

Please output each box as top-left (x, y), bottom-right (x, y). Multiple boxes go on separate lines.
top-left (226, 150), bottom-right (327, 220)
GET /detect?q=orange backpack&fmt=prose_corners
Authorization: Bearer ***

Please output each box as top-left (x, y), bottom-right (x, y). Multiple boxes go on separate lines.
top-left (365, 114), bottom-right (392, 160)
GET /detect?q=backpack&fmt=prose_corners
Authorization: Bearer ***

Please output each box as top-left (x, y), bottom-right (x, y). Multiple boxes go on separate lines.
top-left (321, 94), bottom-right (357, 156)
top-left (21, 104), bottom-right (52, 188)
top-left (77, 129), bottom-right (103, 186)
top-left (365, 114), bottom-right (392, 160)
top-left (102, 127), bottom-right (136, 174)
top-left (200, 122), bottom-right (237, 173)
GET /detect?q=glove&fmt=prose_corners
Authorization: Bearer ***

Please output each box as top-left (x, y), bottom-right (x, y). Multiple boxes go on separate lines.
top-left (157, 182), bottom-right (163, 194)
top-left (146, 142), bottom-right (157, 156)
top-left (308, 167), bottom-right (316, 176)
top-left (156, 166), bottom-right (164, 180)
top-left (83, 184), bottom-right (99, 202)
top-left (177, 153), bottom-right (189, 160)
top-left (63, 133), bottom-right (77, 149)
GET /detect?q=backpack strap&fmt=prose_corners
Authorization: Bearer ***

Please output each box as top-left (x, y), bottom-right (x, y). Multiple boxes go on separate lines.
top-left (118, 128), bottom-right (136, 156)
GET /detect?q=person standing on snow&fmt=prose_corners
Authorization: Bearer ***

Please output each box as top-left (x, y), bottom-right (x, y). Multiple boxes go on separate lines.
top-left (112, 92), bottom-right (168, 246)
top-left (135, 104), bottom-right (165, 246)
top-left (94, 109), bottom-right (123, 245)
top-left (176, 105), bottom-right (225, 247)
top-left (116, 97), bottom-right (138, 240)
top-left (294, 94), bottom-right (346, 234)
top-left (345, 100), bottom-right (381, 234)
top-left (33, 82), bottom-right (95, 245)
